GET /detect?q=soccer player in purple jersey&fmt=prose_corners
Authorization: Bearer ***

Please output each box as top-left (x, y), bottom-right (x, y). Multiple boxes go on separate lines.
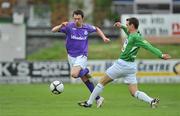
top-left (52, 9), bottom-right (110, 107)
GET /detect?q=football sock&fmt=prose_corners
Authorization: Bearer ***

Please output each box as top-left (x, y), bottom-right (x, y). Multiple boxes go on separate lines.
top-left (134, 91), bottom-right (153, 104)
top-left (78, 68), bottom-right (89, 77)
top-left (85, 74), bottom-right (92, 79)
top-left (84, 80), bottom-right (100, 100)
top-left (87, 83), bottom-right (104, 105)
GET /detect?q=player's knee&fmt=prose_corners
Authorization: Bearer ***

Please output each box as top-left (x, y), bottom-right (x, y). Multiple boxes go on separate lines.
top-left (129, 91), bottom-right (136, 97)
top-left (131, 93), bottom-right (135, 97)
top-left (71, 72), bottom-right (79, 78)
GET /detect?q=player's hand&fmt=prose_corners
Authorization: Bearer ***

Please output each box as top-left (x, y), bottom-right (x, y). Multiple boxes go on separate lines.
top-left (103, 37), bottom-right (110, 43)
top-left (162, 54), bottom-right (171, 60)
top-left (113, 22), bottom-right (121, 28)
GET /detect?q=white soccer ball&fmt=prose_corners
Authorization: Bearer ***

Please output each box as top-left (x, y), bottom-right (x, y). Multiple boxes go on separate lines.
top-left (50, 80), bottom-right (64, 94)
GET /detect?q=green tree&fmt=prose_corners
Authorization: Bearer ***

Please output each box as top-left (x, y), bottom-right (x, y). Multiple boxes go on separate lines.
top-left (93, 0), bottom-right (112, 26)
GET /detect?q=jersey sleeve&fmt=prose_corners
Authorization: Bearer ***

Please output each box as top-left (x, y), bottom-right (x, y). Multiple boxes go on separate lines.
top-left (58, 22), bottom-right (72, 33)
top-left (121, 25), bottom-right (129, 36)
top-left (59, 26), bottom-right (67, 33)
top-left (86, 24), bottom-right (97, 33)
top-left (135, 37), bottom-right (163, 58)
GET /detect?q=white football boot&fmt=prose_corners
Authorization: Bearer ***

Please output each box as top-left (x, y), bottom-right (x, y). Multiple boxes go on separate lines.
top-left (96, 97), bottom-right (104, 108)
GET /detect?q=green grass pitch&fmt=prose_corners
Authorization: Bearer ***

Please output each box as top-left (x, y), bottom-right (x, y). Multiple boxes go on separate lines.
top-left (0, 83), bottom-right (180, 116)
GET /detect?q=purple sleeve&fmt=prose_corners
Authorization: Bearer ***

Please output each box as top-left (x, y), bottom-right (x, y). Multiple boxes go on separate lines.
top-left (59, 22), bottom-right (73, 33)
top-left (58, 26), bottom-right (67, 33)
top-left (86, 24), bottom-right (97, 33)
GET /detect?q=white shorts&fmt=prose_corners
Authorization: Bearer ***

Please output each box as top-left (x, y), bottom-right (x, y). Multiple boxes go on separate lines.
top-left (106, 59), bottom-right (137, 84)
top-left (68, 54), bottom-right (87, 69)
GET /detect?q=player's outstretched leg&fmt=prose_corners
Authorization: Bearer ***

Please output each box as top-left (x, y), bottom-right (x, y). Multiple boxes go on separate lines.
top-left (134, 91), bottom-right (160, 108)
top-left (79, 68), bottom-right (104, 107)
top-left (78, 83), bottom-right (104, 108)
top-left (129, 84), bottom-right (159, 108)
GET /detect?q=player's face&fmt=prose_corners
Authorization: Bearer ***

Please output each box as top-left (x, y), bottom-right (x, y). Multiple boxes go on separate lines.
top-left (73, 14), bottom-right (83, 27)
top-left (126, 21), bottom-right (133, 32)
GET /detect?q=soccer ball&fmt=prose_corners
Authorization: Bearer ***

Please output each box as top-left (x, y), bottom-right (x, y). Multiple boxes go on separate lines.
top-left (50, 80), bottom-right (64, 94)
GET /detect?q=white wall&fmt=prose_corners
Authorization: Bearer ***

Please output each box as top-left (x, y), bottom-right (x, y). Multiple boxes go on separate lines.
top-left (0, 23), bottom-right (26, 61)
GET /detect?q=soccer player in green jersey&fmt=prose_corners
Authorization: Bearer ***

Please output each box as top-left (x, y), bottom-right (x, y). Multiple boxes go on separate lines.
top-left (78, 17), bottom-right (171, 108)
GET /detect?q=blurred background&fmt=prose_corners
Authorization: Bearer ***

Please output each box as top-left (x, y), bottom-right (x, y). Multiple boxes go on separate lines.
top-left (0, 1), bottom-right (180, 116)
top-left (0, 0), bottom-right (180, 83)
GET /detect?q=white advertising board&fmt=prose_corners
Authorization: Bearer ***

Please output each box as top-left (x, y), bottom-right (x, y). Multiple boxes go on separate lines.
top-left (87, 59), bottom-right (180, 83)
top-left (0, 61), bottom-right (70, 84)
top-left (121, 14), bottom-right (180, 37)
top-left (1, 60), bottom-right (180, 84)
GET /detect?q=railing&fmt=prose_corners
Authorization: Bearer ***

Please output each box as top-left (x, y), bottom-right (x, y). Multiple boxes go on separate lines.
top-left (27, 27), bottom-right (120, 39)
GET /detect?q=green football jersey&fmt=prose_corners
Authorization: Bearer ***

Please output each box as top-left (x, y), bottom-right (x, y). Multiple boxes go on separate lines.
top-left (119, 25), bottom-right (163, 62)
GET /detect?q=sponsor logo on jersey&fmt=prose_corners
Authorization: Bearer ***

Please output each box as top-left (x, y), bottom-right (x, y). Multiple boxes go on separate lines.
top-left (84, 30), bottom-right (88, 35)
top-left (72, 28), bottom-right (76, 30)
top-left (71, 35), bottom-right (86, 40)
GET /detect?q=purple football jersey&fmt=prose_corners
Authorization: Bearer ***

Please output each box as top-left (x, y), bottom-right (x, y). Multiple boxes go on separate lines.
top-left (59, 22), bottom-right (96, 57)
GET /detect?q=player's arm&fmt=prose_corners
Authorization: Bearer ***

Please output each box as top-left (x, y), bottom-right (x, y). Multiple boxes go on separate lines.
top-left (135, 38), bottom-right (171, 60)
top-left (114, 22), bottom-right (129, 36)
top-left (96, 27), bottom-right (110, 43)
top-left (51, 22), bottom-right (68, 32)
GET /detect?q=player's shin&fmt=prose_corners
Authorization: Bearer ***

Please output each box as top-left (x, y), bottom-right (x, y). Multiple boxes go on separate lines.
top-left (87, 83), bottom-right (104, 105)
top-left (78, 68), bottom-right (89, 77)
top-left (134, 90), bottom-right (153, 104)
top-left (81, 77), bottom-right (100, 100)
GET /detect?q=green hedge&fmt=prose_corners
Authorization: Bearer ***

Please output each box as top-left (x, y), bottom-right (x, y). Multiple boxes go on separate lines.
top-left (27, 40), bottom-right (180, 61)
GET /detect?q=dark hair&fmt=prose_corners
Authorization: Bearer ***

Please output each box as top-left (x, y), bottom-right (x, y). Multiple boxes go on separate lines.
top-left (126, 17), bottom-right (139, 29)
top-left (72, 9), bottom-right (84, 18)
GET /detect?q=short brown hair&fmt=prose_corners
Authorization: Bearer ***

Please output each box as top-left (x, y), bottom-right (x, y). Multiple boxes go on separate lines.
top-left (72, 9), bottom-right (84, 18)
top-left (126, 17), bottom-right (139, 29)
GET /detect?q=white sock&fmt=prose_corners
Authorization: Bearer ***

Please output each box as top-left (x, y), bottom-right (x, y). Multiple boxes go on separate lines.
top-left (134, 91), bottom-right (153, 104)
top-left (87, 83), bottom-right (104, 105)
